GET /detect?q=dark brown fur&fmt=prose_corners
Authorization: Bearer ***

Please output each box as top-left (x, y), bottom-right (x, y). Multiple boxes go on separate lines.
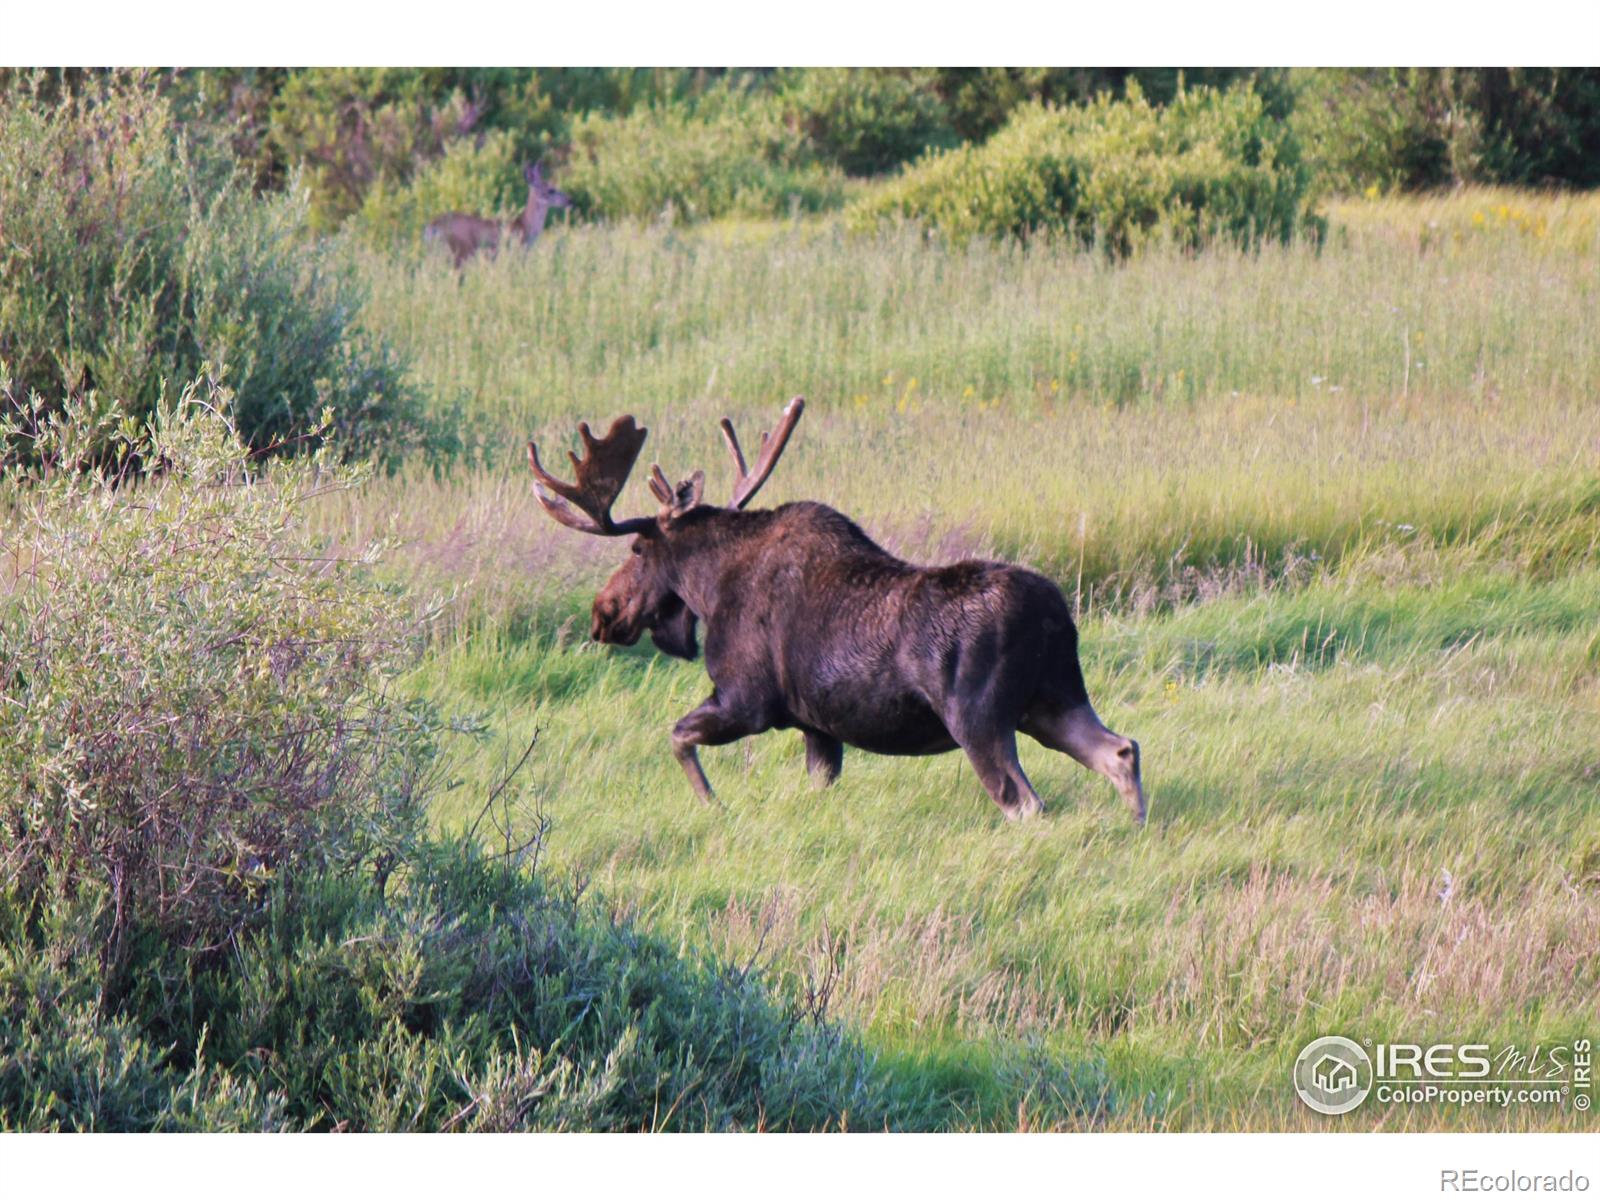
top-left (535, 405), bottom-right (1145, 822)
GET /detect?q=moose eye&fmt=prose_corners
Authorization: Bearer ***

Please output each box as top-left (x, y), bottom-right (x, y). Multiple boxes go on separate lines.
top-left (631, 543), bottom-right (643, 556)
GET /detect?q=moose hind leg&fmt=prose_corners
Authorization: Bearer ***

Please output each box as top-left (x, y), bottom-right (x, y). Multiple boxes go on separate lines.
top-left (803, 730), bottom-right (844, 788)
top-left (954, 725), bottom-right (1045, 821)
top-left (1023, 702), bottom-right (1145, 824)
top-left (671, 694), bottom-right (766, 803)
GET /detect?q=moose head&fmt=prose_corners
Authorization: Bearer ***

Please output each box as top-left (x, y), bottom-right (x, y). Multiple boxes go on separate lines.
top-left (527, 398), bottom-right (803, 662)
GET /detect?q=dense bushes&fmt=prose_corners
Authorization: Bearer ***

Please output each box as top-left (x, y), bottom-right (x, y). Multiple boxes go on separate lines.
top-left (257, 68), bottom-right (767, 235)
top-left (778, 69), bottom-right (956, 176)
top-left (23, 69), bottom-right (1597, 253)
top-left (0, 73), bottom-right (419, 463)
top-left (355, 127), bottom-right (528, 245)
top-left (0, 843), bottom-right (894, 1131)
top-left (563, 88), bottom-right (848, 222)
top-left (259, 68), bottom-right (567, 235)
top-left (849, 83), bottom-right (1320, 253)
top-left (912, 67), bottom-right (1280, 142)
top-left (1292, 68), bottom-right (1600, 192)
top-left (0, 386), bottom-right (438, 961)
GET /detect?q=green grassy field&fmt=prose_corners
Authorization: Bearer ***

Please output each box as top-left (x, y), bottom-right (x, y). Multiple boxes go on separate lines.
top-left (319, 189), bottom-right (1600, 1129)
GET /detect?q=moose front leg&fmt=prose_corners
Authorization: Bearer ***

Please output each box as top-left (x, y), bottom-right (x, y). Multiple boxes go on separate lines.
top-left (670, 693), bottom-right (768, 802)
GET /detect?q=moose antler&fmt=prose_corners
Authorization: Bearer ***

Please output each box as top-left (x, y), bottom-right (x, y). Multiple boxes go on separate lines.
top-left (720, 396), bottom-right (805, 510)
top-left (527, 416), bottom-right (655, 536)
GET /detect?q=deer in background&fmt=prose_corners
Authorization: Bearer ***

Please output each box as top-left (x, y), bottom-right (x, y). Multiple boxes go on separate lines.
top-left (424, 161), bottom-right (570, 267)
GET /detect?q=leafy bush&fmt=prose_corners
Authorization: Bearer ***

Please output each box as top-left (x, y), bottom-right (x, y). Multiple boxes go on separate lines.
top-left (1291, 68), bottom-right (1600, 192)
top-left (778, 69), bottom-right (955, 176)
top-left (911, 68), bottom-right (1281, 142)
top-left (264, 68), bottom-right (496, 233)
top-left (1289, 69), bottom-right (1449, 194)
top-left (0, 385), bottom-right (441, 962)
top-left (0, 894), bottom-right (288, 1131)
top-left (849, 83), bottom-right (1321, 255)
top-left (0, 840), bottom-right (895, 1131)
top-left (563, 88), bottom-right (848, 223)
top-left (0, 73), bottom-right (421, 463)
top-left (192, 68), bottom-right (765, 234)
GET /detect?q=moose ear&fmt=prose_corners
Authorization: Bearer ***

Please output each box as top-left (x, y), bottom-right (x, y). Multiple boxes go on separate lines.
top-left (652, 468), bottom-right (705, 526)
top-left (674, 471), bottom-right (705, 514)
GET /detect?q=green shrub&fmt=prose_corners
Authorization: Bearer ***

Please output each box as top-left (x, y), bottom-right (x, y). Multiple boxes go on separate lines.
top-left (0, 840), bottom-right (896, 1131)
top-left (910, 68), bottom-right (1281, 142)
top-left (1289, 69), bottom-right (1448, 193)
top-left (850, 83), bottom-right (1320, 255)
top-left (0, 900), bottom-right (287, 1131)
top-left (778, 69), bottom-right (955, 176)
top-left (1291, 68), bottom-right (1600, 193)
top-left (563, 88), bottom-right (848, 223)
top-left (201, 68), bottom-right (763, 234)
top-left (0, 385), bottom-right (441, 962)
top-left (0, 73), bottom-right (421, 463)
top-left (265, 68), bottom-right (489, 233)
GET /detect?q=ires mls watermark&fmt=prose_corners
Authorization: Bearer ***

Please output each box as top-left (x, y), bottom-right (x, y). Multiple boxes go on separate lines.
top-left (1293, 1035), bottom-right (1593, 1116)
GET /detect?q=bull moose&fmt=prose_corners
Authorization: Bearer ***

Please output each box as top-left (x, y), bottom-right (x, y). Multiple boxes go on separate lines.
top-left (527, 398), bottom-right (1146, 822)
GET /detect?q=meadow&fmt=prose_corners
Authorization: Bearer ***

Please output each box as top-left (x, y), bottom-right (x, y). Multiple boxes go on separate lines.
top-left (299, 188), bottom-right (1600, 1129)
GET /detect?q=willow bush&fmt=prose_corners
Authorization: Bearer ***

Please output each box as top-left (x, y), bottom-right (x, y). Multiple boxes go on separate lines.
top-left (0, 72), bottom-right (421, 466)
top-left (0, 382), bottom-right (441, 962)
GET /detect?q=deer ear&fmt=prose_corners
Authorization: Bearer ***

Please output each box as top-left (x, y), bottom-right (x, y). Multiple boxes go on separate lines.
top-left (527, 161), bottom-right (542, 184)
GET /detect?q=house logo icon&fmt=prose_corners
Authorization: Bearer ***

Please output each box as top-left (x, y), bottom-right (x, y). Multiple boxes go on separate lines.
top-left (1312, 1054), bottom-right (1357, 1093)
top-left (1294, 1036), bottom-right (1373, 1115)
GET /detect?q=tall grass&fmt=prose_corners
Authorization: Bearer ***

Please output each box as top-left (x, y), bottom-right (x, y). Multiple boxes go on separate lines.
top-left (355, 191), bottom-right (1599, 444)
top-left (330, 188), bottom-right (1600, 643)
top-left (313, 190), bottom-right (1599, 1129)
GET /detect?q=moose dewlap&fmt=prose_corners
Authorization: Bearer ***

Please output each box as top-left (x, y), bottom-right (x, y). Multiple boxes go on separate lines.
top-left (527, 398), bottom-right (1145, 822)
